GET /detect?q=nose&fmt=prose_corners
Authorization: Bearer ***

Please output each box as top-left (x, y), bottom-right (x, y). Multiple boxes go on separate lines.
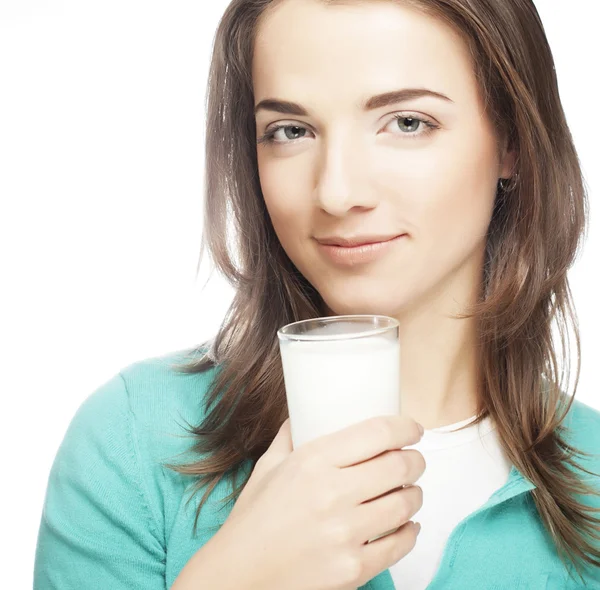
top-left (314, 135), bottom-right (377, 216)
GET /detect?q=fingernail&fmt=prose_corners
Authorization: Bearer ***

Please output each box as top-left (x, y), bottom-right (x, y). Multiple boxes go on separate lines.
top-left (415, 522), bottom-right (422, 535)
top-left (417, 423), bottom-right (425, 436)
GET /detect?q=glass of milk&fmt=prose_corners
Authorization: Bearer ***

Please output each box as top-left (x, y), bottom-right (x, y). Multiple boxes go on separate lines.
top-left (277, 315), bottom-right (400, 450)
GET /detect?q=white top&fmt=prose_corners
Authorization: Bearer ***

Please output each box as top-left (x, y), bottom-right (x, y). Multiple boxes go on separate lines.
top-left (389, 413), bottom-right (512, 589)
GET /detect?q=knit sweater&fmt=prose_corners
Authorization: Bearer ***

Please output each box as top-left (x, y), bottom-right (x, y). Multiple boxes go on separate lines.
top-left (34, 349), bottom-right (600, 589)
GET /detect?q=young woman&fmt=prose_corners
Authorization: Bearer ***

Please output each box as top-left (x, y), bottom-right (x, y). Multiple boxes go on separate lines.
top-left (34, 1), bottom-right (600, 589)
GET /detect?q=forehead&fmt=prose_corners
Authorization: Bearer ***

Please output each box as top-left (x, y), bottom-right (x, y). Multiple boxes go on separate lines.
top-left (252, 0), bottom-right (480, 113)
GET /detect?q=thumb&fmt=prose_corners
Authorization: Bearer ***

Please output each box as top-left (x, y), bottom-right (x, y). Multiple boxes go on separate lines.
top-left (267, 417), bottom-right (294, 457)
top-left (233, 419), bottom-right (294, 511)
top-left (255, 417), bottom-right (294, 474)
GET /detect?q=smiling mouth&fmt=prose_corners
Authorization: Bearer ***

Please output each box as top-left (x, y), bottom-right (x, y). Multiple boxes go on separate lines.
top-left (315, 234), bottom-right (407, 266)
top-left (315, 234), bottom-right (405, 248)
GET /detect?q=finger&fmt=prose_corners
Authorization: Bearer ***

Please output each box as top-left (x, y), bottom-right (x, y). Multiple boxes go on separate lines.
top-left (342, 449), bottom-right (426, 503)
top-left (309, 415), bottom-right (424, 468)
top-left (355, 485), bottom-right (423, 544)
top-left (358, 520), bottom-right (421, 585)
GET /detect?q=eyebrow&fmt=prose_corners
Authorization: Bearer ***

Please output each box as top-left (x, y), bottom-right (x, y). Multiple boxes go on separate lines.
top-left (254, 87), bottom-right (454, 116)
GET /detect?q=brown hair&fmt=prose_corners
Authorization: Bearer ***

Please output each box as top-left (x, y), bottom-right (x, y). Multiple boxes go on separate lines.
top-left (164, 0), bottom-right (600, 580)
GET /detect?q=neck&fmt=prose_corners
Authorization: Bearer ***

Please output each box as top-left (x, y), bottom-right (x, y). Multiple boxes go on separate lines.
top-left (398, 310), bottom-right (480, 429)
top-left (395, 259), bottom-right (484, 430)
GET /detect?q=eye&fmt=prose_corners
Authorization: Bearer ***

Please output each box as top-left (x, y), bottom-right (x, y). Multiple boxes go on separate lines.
top-left (257, 113), bottom-right (440, 146)
top-left (257, 124), bottom-right (312, 145)
top-left (385, 114), bottom-right (440, 139)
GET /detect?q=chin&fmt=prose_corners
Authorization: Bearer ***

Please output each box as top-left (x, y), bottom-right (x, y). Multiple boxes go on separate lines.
top-left (322, 292), bottom-right (404, 319)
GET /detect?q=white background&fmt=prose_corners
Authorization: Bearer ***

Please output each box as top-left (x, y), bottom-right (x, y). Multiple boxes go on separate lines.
top-left (1, 1), bottom-right (598, 586)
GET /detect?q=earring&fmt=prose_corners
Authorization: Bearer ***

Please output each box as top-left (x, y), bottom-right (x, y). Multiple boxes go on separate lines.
top-left (499, 172), bottom-right (519, 192)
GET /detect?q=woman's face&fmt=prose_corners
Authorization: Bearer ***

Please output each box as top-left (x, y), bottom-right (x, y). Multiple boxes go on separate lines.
top-left (253, 0), bottom-right (515, 317)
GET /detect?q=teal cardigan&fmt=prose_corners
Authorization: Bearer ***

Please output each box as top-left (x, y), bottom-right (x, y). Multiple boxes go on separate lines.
top-left (34, 350), bottom-right (600, 589)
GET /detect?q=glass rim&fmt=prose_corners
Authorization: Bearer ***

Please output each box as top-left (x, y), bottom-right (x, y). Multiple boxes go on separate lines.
top-left (277, 314), bottom-right (399, 342)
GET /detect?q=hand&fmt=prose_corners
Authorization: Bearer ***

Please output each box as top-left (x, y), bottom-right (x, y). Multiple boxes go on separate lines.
top-left (204, 414), bottom-right (425, 590)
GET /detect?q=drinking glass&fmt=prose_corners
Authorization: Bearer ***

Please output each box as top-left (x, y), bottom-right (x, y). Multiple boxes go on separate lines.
top-left (277, 315), bottom-right (400, 450)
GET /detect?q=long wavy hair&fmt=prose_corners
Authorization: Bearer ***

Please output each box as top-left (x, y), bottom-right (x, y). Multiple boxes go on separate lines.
top-left (164, 0), bottom-right (600, 579)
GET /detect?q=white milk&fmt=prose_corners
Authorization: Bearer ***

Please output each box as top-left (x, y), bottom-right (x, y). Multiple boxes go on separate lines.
top-left (279, 332), bottom-right (400, 449)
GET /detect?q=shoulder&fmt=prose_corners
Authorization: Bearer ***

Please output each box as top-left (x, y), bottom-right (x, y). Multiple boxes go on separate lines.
top-left (34, 348), bottom-right (217, 586)
top-left (112, 346), bottom-right (220, 460)
top-left (47, 346), bottom-right (220, 526)
top-left (562, 397), bottom-right (600, 449)
top-left (61, 345), bottom-right (220, 486)
top-left (56, 345), bottom-right (210, 458)
top-left (118, 347), bottom-right (218, 422)
top-left (561, 397), bottom-right (600, 483)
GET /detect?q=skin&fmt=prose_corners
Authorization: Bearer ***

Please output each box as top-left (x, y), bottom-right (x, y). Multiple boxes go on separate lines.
top-left (253, 0), bottom-right (516, 429)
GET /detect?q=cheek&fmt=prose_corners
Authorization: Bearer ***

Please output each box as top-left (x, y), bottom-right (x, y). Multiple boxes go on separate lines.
top-left (420, 172), bottom-right (496, 245)
top-left (430, 139), bottom-right (499, 245)
top-left (377, 131), bottom-right (499, 248)
top-left (258, 157), bottom-right (310, 249)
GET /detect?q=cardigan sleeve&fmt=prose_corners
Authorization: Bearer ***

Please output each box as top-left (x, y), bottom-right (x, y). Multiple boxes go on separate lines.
top-left (34, 372), bottom-right (167, 590)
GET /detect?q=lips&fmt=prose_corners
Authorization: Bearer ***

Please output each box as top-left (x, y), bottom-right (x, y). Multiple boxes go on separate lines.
top-left (315, 234), bottom-right (407, 266)
top-left (316, 234), bottom-right (405, 247)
